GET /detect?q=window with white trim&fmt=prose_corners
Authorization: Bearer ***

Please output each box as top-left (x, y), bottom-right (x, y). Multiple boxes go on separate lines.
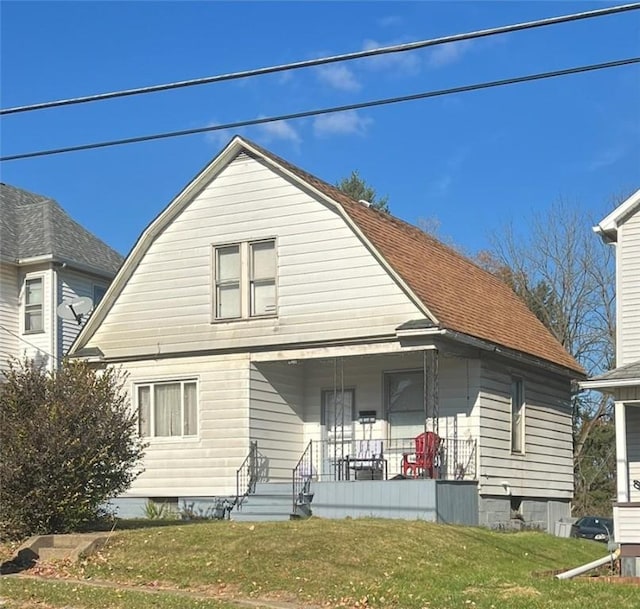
top-left (214, 239), bottom-right (276, 320)
top-left (24, 277), bottom-right (44, 333)
top-left (510, 377), bottom-right (525, 453)
top-left (137, 380), bottom-right (198, 438)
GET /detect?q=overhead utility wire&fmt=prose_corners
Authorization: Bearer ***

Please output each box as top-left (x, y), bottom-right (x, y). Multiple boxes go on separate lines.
top-left (1, 3), bottom-right (638, 116)
top-left (2, 57), bottom-right (637, 163)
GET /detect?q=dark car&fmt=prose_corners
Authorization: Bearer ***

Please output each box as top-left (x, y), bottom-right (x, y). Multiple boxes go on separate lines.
top-left (570, 516), bottom-right (614, 542)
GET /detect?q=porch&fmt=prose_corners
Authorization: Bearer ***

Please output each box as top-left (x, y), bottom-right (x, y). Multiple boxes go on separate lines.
top-left (248, 347), bottom-right (480, 485)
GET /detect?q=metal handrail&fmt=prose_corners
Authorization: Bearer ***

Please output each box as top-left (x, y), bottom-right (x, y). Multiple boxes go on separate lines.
top-left (235, 441), bottom-right (258, 509)
top-left (292, 440), bottom-right (313, 513)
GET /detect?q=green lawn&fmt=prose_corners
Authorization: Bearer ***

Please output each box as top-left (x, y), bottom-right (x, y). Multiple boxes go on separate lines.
top-left (1, 519), bottom-right (637, 609)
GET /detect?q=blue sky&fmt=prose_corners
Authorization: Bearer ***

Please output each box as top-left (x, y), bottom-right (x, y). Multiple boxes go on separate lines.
top-left (1, 1), bottom-right (638, 257)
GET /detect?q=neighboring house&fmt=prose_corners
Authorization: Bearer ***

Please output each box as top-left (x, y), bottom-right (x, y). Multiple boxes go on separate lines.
top-left (582, 189), bottom-right (640, 577)
top-left (0, 183), bottom-right (124, 372)
top-left (69, 137), bottom-right (583, 529)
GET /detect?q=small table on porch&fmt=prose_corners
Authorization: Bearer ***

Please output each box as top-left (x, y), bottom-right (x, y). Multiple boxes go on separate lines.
top-left (340, 456), bottom-right (388, 481)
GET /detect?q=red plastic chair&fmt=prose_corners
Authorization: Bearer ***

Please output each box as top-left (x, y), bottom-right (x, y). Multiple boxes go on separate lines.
top-left (402, 431), bottom-right (441, 479)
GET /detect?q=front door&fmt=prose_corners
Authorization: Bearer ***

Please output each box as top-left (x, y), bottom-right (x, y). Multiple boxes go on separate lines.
top-left (385, 370), bottom-right (425, 471)
top-left (321, 389), bottom-right (355, 480)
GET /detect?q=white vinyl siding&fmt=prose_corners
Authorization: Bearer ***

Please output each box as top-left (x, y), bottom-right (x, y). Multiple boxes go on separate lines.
top-left (478, 356), bottom-right (573, 498)
top-left (618, 209), bottom-right (640, 365)
top-left (18, 267), bottom-right (54, 369)
top-left (57, 268), bottom-right (111, 358)
top-left (122, 353), bottom-right (250, 498)
top-left (249, 361), bottom-right (304, 481)
top-left (627, 405), bottom-right (640, 503)
top-left (0, 263), bottom-right (19, 372)
top-left (136, 380), bottom-right (198, 438)
top-left (85, 154), bottom-right (424, 359)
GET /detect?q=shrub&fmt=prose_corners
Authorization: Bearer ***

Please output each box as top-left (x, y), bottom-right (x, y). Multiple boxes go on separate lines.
top-left (0, 359), bottom-right (146, 540)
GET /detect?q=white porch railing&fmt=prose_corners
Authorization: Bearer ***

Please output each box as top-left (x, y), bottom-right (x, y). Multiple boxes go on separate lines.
top-left (309, 435), bottom-right (477, 482)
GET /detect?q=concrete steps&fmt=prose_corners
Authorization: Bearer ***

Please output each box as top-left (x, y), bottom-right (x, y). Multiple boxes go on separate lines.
top-left (18, 533), bottom-right (108, 563)
top-left (233, 482), bottom-right (309, 522)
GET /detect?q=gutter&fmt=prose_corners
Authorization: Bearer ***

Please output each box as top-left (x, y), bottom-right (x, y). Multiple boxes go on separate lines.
top-left (441, 328), bottom-right (583, 379)
top-left (17, 255), bottom-right (119, 279)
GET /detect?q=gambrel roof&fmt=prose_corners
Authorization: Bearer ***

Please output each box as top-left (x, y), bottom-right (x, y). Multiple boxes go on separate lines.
top-left (0, 183), bottom-right (123, 276)
top-left (71, 137), bottom-right (582, 375)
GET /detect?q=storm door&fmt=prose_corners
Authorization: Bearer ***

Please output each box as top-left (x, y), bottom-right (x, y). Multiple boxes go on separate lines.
top-left (385, 370), bottom-right (426, 445)
top-left (321, 388), bottom-right (355, 479)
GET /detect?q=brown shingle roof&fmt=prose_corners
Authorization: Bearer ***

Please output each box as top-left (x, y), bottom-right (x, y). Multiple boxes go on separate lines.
top-left (247, 139), bottom-right (583, 376)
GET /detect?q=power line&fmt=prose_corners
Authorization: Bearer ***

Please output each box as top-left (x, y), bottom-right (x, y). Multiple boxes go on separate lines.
top-left (1, 3), bottom-right (638, 116)
top-left (2, 57), bottom-right (638, 163)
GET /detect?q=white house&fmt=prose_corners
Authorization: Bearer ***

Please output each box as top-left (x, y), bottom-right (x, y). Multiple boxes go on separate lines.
top-left (0, 183), bottom-right (123, 372)
top-left (582, 189), bottom-right (640, 577)
top-left (69, 137), bottom-right (583, 529)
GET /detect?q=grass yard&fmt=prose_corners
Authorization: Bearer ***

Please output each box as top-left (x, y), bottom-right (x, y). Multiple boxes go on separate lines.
top-left (1, 518), bottom-right (638, 609)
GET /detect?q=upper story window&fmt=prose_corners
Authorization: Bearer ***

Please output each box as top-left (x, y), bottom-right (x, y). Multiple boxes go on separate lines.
top-left (137, 380), bottom-right (198, 438)
top-left (214, 239), bottom-right (276, 320)
top-left (93, 284), bottom-right (107, 307)
top-left (24, 277), bottom-right (44, 333)
top-left (511, 377), bottom-right (525, 454)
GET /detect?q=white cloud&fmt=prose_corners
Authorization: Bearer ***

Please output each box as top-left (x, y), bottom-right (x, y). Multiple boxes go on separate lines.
top-left (257, 119), bottom-right (302, 144)
top-left (427, 40), bottom-right (474, 69)
top-left (361, 38), bottom-right (421, 74)
top-left (313, 111), bottom-right (372, 137)
top-left (589, 146), bottom-right (626, 171)
top-left (378, 15), bottom-right (404, 28)
top-left (204, 121), bottom-right (233, 148)
top-left (317, 65), bottom-right (361, 91)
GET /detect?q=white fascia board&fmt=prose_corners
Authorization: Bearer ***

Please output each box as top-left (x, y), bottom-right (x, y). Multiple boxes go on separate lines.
top-left (395, 328), bottom-right (446, 338)
top-left (580, 378), bottom-right (640, 390)
top-left (250, 341), bottom-right (436, 362)
top-left (594, 188), bottom-right (640, 241)
top-left (69, 136), bottom-right (249, 354)
top-left (239, 139), bottom-right (439, 326)
top-left (16, 254), bottom-right (54, 265)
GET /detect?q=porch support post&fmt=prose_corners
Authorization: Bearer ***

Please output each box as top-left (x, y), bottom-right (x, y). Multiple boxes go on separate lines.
top-left (615, 400), bottom-right (629, 502)
top-left (425, 348), bottom-right (439, 437)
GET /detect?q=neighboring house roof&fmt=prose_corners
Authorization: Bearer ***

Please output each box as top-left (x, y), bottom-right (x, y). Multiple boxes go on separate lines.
top-left (0, 183), bottom-right (123, 275)
top-left (594, 188), bottom-right (640, 243)
top-left (582, 360), bottom-right (640, 389)
top-left (71, 136), bottom-right (582, 375)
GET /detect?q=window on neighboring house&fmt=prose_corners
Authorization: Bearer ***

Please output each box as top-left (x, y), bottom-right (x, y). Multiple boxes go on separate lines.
top-left (511, 377), bottom-right (525, 453)
top-left (24, 277), bottom-right (43, 333)
top-left (93, 284), bottom-right (107, 306)
top-left (137, 380), bottom-right (198, 438)
top-left (214, 239), bottom-right (276, 320)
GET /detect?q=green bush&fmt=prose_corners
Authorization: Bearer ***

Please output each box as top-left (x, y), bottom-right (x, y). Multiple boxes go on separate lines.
top-left (0, 359), bottom-right (146, 540)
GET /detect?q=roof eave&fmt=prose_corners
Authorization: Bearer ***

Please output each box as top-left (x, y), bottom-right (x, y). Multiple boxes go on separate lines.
top-left (441, 328), bottom-right (585, 379)
top-left (580, 378), bottom-right (640, 390)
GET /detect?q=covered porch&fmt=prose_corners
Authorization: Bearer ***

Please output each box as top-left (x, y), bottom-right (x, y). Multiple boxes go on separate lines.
top-left (247, 343), bottom-right (479, 486)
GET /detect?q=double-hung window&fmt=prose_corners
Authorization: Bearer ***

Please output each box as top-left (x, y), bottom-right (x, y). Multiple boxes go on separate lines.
top-left (24, 277), bottom-right (44, 333)
top-left (137, 380), bottom-right (198, 438)
top-left (510, 377), bottom-right (525, 454)
top-left (214, 239), bottom-right (276, 320)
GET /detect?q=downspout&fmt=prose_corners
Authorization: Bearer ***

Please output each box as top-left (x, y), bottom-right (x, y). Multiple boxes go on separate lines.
top-left (51, 264), bottom-right (58, 370)
top-left (555, 548), bottom-right (620, 580)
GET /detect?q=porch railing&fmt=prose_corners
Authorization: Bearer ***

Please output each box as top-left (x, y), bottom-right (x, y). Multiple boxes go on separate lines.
top-left (235, 441), bottom-right (258, 509)
top-left (309, 435), bottom-right (477, 482)
top-left (292, 440), bottom-right (314, 514)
